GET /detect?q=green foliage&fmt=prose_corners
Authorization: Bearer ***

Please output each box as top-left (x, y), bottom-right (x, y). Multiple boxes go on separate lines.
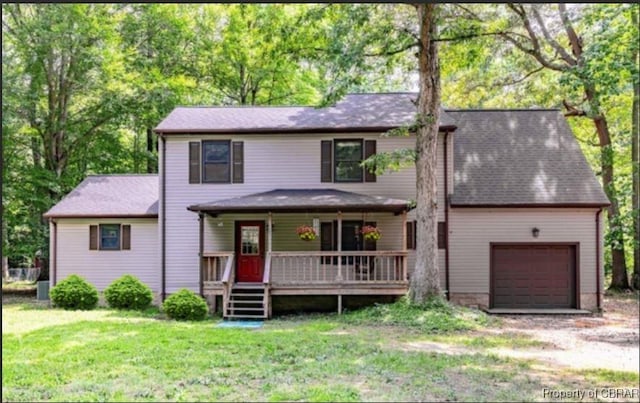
top-left (49, 275), bottom-right (99, 310)
top-left (104, 275), bottom-right (154, 310)
top-left (339, 296), bottom-right (488, 333)
top-left (162, 289), bottom-right (208, 321)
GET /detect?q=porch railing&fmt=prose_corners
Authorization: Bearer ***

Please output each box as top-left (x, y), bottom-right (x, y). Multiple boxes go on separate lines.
top-left (218, 252), bottom-right (236, 312)
top-left (202, 252), bottom-right (234, 286)
top-left (266, 251), bottom-right (408, 285)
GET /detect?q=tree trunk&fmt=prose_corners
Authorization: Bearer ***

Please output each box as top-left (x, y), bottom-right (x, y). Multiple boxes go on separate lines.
top-left (632, 7), bottom-right (640, 290)
top-left (409, 3), bottom-right (442, 304)
top-left (146, 127), bottom-right (155, 173)
top-left (595, 116), bottom-right (629, 290)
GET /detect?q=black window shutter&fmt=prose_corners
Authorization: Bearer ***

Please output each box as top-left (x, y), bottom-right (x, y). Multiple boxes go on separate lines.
top-left (406, 221), bottom-right (415, 250)
top-left (232, 141), bottom-right (244, 183)
top-left (89, 225), bottom-right (98, 250)
top-left (438, 222), bottom-right (447, 249)
top-left (321, 140), bottom-right (332, 182)
top-left (364, 140), bottom-right (377, 182)
top-left (364, 221), bottom-right (377, 251)
top-left (188, 142), bottom-right (200, 184)
top-left (122, 225), bottom-right (131, 250)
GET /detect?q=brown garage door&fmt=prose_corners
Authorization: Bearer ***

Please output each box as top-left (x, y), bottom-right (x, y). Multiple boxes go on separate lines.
top-left (491, 244), bottom-right (576, 309)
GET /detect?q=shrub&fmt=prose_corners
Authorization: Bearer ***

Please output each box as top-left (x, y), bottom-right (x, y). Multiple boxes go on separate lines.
top-left (162, 289), bottom-right (209, 321)
top-left (104, 274), bottom-right (154, 310)
top-left (50, 274), bottom-right (99, 310)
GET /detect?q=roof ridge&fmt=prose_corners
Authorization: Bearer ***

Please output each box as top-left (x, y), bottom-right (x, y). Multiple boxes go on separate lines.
top-left (445, 108), bottom-right (561, 112)
top-left (173, 105), bottom-right (315, 109)
top-left (87, 173), bottom-right (159, 177)
top-left (345, 92), bottom-right (417, 96)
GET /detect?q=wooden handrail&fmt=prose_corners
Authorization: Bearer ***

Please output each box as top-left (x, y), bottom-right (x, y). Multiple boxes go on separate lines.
top-left (263, 252), bottom-right (272, 285)
top-left (269, 250), bottom-right (408, 257)
top-left (221, 253), bottom-right (235, 284)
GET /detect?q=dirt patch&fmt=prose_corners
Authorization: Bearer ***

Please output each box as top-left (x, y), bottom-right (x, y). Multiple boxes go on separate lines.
top-left (394, 294), bottom-right (639, 374)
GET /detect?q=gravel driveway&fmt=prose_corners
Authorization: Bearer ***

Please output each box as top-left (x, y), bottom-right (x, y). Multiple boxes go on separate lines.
top-left (483, 293), bottom-right (639, 372)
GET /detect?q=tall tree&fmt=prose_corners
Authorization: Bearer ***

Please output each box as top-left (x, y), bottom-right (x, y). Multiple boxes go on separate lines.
top-left (2, 4), bottom-right (131, 263)
top-left (117, 4), bottom-right (198, 173)
top-left (632, 6), bottom-right (640, 290)
top-left (410, 3), bottom-right (442, 302)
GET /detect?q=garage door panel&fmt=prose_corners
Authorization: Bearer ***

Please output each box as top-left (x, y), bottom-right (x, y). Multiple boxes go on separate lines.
top-left (491, 244), bottom-right (576, 309)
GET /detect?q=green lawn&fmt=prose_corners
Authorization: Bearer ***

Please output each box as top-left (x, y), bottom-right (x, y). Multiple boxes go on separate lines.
top-left (2, 297), bottom-right (637, 402)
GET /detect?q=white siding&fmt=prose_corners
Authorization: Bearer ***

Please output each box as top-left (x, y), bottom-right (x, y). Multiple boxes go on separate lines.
top-left (55, 218), bottom-right (159, 291)
top-left (449, 208), bottom-right (600, 295)
top-left (162, 132), bottom-right (448, 293)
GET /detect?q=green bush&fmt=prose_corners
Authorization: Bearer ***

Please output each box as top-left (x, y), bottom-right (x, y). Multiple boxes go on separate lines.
top-left (104, 274), bottom-right (154, 310)
top-left (50, 274), bottom-right (99, 310)
top-left (162, 289), bottom-right (208, 321)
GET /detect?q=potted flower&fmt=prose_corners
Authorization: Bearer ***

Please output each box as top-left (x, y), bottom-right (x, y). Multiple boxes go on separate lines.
top-left (361, 225), bottom-right (381, 241)
top-left (296, 225), bottom-right (317, 241)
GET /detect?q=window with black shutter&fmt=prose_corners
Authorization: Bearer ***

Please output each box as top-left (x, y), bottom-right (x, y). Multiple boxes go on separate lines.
top-left (90, 224), bottom-right (132, 251)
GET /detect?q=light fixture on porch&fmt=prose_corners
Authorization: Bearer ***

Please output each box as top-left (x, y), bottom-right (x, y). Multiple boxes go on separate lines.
top-left (312, 217), bottom-right (319, 233)
top-left (532, 227), bottom-right (540, 238)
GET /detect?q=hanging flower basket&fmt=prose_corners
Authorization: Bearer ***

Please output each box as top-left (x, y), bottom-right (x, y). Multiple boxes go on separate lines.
top-left (361, 225), bottom-right (381, 241)
top-left (296, 225), bottom-right (317, 241)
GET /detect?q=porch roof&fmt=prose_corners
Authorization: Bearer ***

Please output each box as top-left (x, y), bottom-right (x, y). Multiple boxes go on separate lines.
top-left (188, 189), bottom-right (410, 215)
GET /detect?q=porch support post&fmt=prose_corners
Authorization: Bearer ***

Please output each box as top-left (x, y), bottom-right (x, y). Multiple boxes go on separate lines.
top-left (402, 210), bottom-right (408, 281)
top-left (199, 212), bottom-right (204, 297)
top-left (337, 211), bottom-right (343, 281)
top-left (267, 212), bottom-right (273, 253)
top-left (337, 294), bottom-right (343, 315)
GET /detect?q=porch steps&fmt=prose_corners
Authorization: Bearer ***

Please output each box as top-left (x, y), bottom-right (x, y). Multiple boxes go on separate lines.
top-left (225, 284), bottom-right (267, 319)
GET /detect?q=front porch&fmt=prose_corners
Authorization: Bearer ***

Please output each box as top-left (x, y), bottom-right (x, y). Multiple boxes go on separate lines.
top-left (190, 189), bottom-right (412, 319)
top-left (201, 250), bottom-right (409, 318)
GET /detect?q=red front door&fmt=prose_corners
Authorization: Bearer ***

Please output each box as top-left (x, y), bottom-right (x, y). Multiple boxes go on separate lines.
top-left (235, 221), bottom-right (265, 283)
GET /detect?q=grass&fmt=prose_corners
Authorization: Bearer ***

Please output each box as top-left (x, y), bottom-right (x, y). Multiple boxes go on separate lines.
top-left (2, 296), bottom-right (638, 402)
top-left (336, 296), bottom-right (493, 333)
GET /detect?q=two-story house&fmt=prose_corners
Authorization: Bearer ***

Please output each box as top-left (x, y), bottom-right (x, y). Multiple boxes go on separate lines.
top-left (44, 93), bottom-right (610, 318)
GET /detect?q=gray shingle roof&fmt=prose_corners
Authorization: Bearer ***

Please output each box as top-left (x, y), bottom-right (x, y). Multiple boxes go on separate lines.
top-left (155, 93), bottom-right (456, 133)
top-left (449, 110), bottom-right (610, 206)
top-left (188, 189), bottom-right (410, 214)
top-left (43, 175), bottom-right (159, 218)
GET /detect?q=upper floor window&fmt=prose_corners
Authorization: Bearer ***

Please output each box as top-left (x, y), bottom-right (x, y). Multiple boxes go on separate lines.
top-left (321, 139), bottom-right (376, 183)
top-left (334, 140), bottom-right (363, 182)
top-left (189, 141), bottom-right (243, 184)
top-left (202, 140), bottom-right (230, 183)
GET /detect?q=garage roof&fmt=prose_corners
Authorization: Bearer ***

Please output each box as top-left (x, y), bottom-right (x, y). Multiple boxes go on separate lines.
top-left (449, 110), bottom-right (610, 207)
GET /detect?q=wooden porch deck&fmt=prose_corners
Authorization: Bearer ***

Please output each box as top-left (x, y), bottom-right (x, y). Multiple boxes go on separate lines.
top-left (201, 251), bottom-right (409, 318)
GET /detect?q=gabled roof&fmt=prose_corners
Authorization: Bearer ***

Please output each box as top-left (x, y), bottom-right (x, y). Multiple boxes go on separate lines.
top-left (188, 189), bottom-right (410, 214)
top-left (154, 93), bottom-right (456, 134)
top-left (43, 175), bottom-right (159, 218)
top-left (449, 110), bottom-right (610, 207)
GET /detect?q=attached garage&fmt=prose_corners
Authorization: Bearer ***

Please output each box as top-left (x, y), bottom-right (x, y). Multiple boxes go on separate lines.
top-left (491, 244), bottom-right (577, 309)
